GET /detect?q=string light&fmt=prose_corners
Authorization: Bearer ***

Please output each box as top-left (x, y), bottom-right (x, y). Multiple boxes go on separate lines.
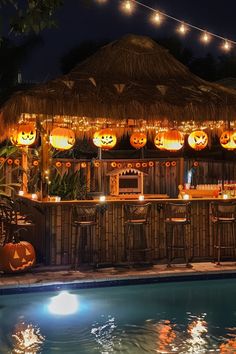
top-left (121, 0), bottom-right (135, 14)
top-left (97, 0), bottom-right (236, 52)
top-left (201, 31), bottom-right (211, 44)
top-left (151, 11), bottom-right (162, 25)
top-left (177, 22), bottom-right (188, 35)
top-left (222, 40), bottom-right (231, 51)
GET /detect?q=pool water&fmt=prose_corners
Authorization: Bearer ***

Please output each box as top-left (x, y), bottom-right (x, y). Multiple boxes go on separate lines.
top-left (0, 279), bottom-right (236, 353)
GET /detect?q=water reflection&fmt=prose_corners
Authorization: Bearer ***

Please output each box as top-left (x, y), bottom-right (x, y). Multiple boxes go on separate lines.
top-left (155, 320), bottom-right (176, 353)
top-left (12, 322), bottom-right (45, 354)
top-left (91, 315), bottom-right (119, 353)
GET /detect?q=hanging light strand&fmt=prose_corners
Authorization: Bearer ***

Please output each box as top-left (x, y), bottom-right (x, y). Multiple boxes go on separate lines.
top-left (97, 0), bottom-right (236, 50)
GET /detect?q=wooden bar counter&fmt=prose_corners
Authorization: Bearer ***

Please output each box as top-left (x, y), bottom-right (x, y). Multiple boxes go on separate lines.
top-left (18, 196), bottom-right (236, 266)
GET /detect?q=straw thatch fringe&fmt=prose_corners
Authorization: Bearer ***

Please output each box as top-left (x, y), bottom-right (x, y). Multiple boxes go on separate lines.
top-left (2, 34), bottom-right (236, 128)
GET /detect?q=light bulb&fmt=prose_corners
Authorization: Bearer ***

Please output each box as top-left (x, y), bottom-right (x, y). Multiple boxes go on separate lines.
top-left (151, 11), bottom-right (162, 25)
top-left (121, 0), bottom-right (134, 14)
top-left (201, 32), bottom-right (210, 43)
top-left (222, 40), bottom-right (231, 51)
top-left (178, 22), bottom-right (187, 35)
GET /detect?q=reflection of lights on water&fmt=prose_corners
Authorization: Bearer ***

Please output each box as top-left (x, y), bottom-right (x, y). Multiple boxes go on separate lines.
top-left (156, 320), bottom-right (176, 353)
top-left (185, 317), bottom-right (208, 353)
top-left (48, 291), bottom-right (79, 315)
top-left (12, 322), bottom-right (44, 354)
top-left (91, 316), bottom-right (117, 352)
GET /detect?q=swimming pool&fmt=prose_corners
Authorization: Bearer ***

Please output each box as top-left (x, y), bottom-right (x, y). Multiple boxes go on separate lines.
top-left (0, 278), bottom-right (236, 353)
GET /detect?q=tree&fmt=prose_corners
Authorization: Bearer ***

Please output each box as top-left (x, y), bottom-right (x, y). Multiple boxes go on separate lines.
top-left (0, 0), bottom-right (63, 37)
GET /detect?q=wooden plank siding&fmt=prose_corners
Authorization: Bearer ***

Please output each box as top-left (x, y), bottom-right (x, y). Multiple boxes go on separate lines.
top-left (19, 199), bottom-right (236, 266)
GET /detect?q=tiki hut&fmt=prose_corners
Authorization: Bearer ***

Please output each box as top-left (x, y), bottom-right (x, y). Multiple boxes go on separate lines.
top-left (2, 34), bottom-right (236, 137)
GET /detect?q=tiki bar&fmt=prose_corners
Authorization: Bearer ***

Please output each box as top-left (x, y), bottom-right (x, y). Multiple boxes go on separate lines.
top-left (1, 34), bottom-right (236, 270)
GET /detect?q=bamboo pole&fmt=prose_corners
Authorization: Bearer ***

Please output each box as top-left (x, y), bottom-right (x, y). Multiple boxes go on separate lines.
top-left (21, 146), bottom-right (28, 193)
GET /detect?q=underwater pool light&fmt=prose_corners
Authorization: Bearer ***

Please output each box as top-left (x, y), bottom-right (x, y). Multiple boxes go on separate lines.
top-left (48, 291), bottom-right (79, 315)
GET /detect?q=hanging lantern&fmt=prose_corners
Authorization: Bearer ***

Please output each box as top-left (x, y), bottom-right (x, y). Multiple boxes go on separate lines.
top-left (49, 127), bottom-right (75, 150)
top-left (220, 130), bottom-right (236, 150)
top-left (188, 130), bottom-right (208, 151)
top-left (130, 132), bottom-right (147, 149)
top-left (163, 130), bottom-right (184, 151)
top-left (93, 129), bottom-right (117, 150)
top-left (10, 124), bottom-right (36, 146)
top-left (154, 132), bottom-right (165, 150)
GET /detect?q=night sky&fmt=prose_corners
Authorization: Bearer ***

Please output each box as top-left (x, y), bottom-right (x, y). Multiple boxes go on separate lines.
top-left (20, 0), bottom-right (236, 82)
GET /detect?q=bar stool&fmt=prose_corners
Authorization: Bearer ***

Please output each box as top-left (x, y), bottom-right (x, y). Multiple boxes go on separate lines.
top-left (124, 203), bottom-right (152, 266)
top-left (211, 201), bottom-right (236, 265)
top-left (72, 204), bottom-right (99, 269)
top-left (164, 202), bottom-right (191, 267)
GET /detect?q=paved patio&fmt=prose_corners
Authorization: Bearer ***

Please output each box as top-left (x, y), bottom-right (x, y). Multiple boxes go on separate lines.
top-left (1, 261), bottom-right (236, 292)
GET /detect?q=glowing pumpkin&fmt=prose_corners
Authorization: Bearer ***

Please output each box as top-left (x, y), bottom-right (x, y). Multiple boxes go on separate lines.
top-left (93, 129), bottom-right (117, 150)
top-left (10, 124), bottom-right (36, 146)
top-left (130, 132), bottom-right (147, 149)
top-left (163, 130), bottom-right (184, 151)
top-left (220, 130), bottom-right (236, 150)
top-left (154, 132), bottom-right (165, 150)
top-left (188, 130), bottom-right (208, 150)
top-left (50, 127), bottom-right (75, 150)
top-left (0, 240), bottom-right (35, 273)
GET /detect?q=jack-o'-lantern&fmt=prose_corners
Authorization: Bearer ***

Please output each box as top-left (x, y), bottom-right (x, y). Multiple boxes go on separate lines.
top-left (163, 130), bottom-right (184, 151)
top-left (50, 127), bottom-right (75, 150)
top-left (154, 132), bottom-right (165, 150)
top-left (188, 130), bottom-right (208, 150)
top-left (10, 124), bottom-right (36, 146)
top-left (220, 130), bottom-right (236, 150)
top-left (93, 129), bottom-right (117, 150)
top-left (130, 132), bottom-right (147, 149)
top-left (0, 240), bottom-right (35, 273)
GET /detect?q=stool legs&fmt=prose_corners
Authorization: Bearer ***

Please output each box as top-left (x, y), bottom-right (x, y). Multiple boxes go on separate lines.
top-left (124, 223), bottom-right (152, 266)
top-left (166, 224), bottom-right (191, 267)
top-left (213, 222), bottom-right (236, 265)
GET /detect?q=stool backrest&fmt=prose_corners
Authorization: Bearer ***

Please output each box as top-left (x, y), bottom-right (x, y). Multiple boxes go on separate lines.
top-left (73, 205), bottom-right (99, 223)
top-left (165, 202), bottom-right (191, 221)
top-left (124, 203), bottom-right (151, 222)
top-left (211, 201), bottom-right (236, 219)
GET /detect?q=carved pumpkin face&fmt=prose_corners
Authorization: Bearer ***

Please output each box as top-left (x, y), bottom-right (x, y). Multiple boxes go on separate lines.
top-left (0, 241), bottom-right (35, 273)
top-left (154, 132), bottom-right (165, 150)
top-left (93, 129), bottom-right (117, 150)
top-left (130, 132), bottom-right (147, 149)
top-left (163, 130), bottom-right (184, 151)
top-left (188, 130), bottom-right (208, 150)
top-left (10, 124), bottom-right (36, 146)
top-left (220, 130), bottom-right (236, 150)
top-left (50, 127), bottom-right (75, 150)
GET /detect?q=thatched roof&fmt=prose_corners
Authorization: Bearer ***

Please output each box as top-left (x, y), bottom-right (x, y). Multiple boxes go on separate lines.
top-left (2, 34), bottom-right (236, 128)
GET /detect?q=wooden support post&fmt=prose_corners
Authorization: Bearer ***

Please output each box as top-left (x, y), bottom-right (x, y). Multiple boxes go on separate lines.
top-left (41, 135), bottom-right (50, 200)
top-left (22, 147), bottom-right (28, 193)
top-left (179, 157), bottom-right (185, 187)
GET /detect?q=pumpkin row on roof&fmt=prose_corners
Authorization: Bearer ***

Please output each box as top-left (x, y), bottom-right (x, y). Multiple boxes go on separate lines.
top-left (9, 124), bottom-right (236, 152)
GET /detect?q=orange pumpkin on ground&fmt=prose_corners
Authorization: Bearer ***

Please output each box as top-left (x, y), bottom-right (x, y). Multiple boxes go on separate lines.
top-left (130, 132), bottom-right (147, 149)
top-left (50, 127), bottom-right (75, 150)
top-left (188, 130), bottom-right (208, 150)
top-left (0, 240), bottom-right (35, 273)
top-left (10, 124), bottom-right (36, 147)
